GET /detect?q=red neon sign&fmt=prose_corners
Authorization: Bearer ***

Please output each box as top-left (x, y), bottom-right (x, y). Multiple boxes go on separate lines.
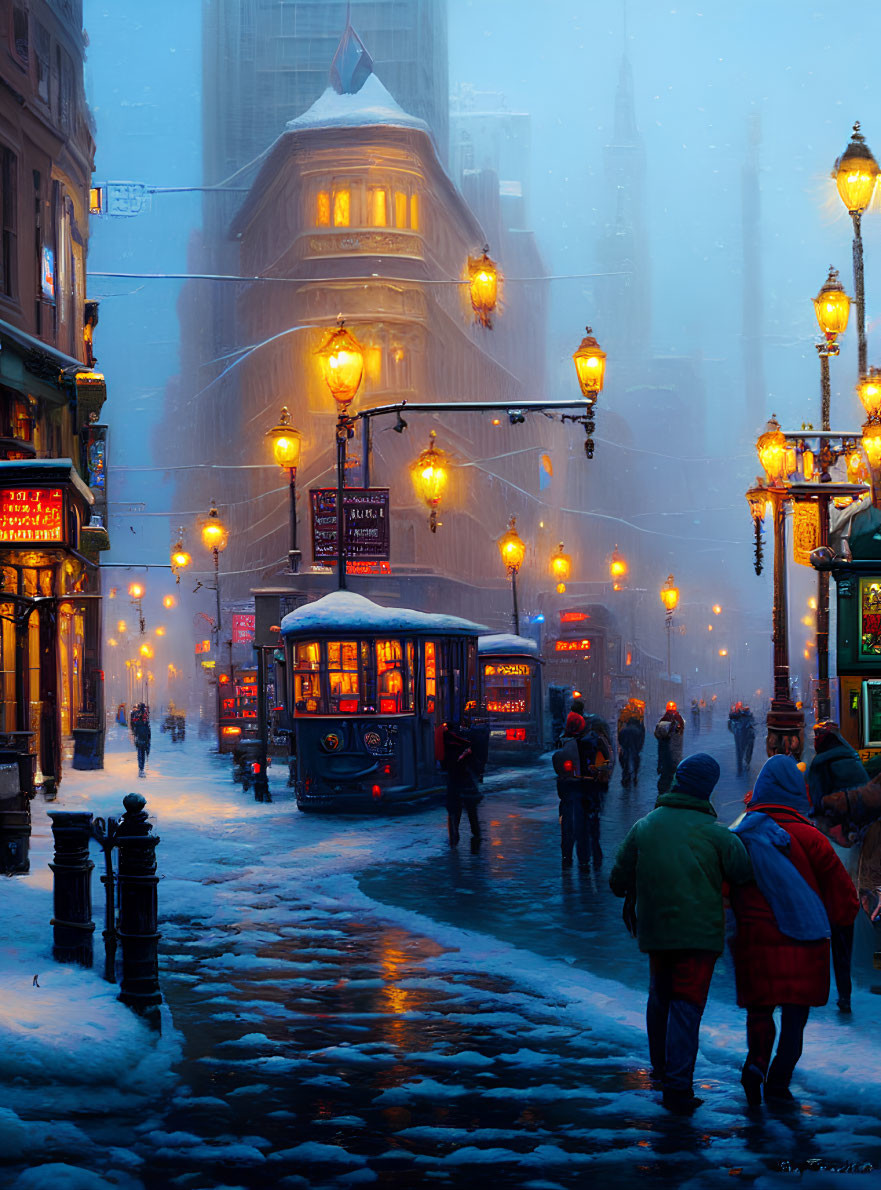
top-left (338, 698), bottom-right (358, 713)
top-left (560, 611), bottom-right (589, 624)
top-left (506, 728), bottom-right (527, 741)
top-left (0, 488), bottom-right (63, 544)
top-left (555, 639), bottom-right (592, 652)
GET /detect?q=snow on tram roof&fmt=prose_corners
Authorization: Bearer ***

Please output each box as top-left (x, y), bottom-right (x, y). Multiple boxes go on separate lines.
top-left (280, 590), bottom-right (487, 638)
top-left (478, 633), bottom-right (539, 656)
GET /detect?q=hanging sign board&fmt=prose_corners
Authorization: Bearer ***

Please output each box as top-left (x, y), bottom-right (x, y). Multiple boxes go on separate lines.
top-left (231, 613), bottom-right (256, 644)
top-left (0, 488), bottom-right (64, 544)
top-left (310, 488), bottom-right (390, 562)
top-left (792, 501), bottom-right (820, 568)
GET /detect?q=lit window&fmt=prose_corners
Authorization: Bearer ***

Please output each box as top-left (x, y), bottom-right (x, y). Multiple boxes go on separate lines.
top-left (376, 639), bottom-right (403, 712)
top-left (394, 191), bottom-right (407, 228)
top-left (425, 641), bottom-right (437, 699)
top-left (333, 189), bottom-right (350, 227)
top-left (369, 188), bottom-right (387, 227)
top-left (328, 639), bottom-right (359, 706)
top-left (364, 345), bottom-right (382, 386)
top-left (410, 192), bottom-right (419, 230)
top-left (294, 640), bottom-right (321, 711)
top-left (316, 191), bottom-right (330, 226)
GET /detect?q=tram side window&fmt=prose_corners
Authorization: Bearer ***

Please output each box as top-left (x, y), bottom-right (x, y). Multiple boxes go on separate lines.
top-left (376, 639), bottom-right (405, 714)
top-left (405, 640), bottom-right (415, 711)
top-left (484, 662), bottom-right (531, 714)
top-left (328, 640), bottom-right (359, 712)
top-left (294, 641), bottom-right (321, 713)
top-left (424, 640), bottom-right (437, 714)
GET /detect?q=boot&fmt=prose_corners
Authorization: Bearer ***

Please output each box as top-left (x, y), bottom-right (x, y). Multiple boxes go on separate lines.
top-left (740, 1063), bottom-right (764, 1107)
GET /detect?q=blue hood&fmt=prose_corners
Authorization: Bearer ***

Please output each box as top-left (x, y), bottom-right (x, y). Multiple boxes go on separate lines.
top-left (750, 755), bottom-right (809, 814)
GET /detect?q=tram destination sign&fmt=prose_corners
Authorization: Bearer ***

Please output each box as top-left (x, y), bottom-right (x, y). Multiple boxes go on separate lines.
top-left (0, 487), bottom-right (64, 544)
top-left (310, 488), bottom-right (390, 562)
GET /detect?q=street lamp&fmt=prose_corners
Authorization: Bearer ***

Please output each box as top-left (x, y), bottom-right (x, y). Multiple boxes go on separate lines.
top-left (834, 122), bottom-right (879, 378)
top-left (128, 582), bottom-right (145, 635)
top-left (201, 501), bottom-right (228, 752)
top-left (549, 542), bottom-right (571, 595)
top-left (659, 574), bottom-right (679, 680)
top-left (170, 532), bottom-right (192, 585)
top-left (467, 246), bottom-right (499, 329)
top-left (609, 547), bottom-right (627, 591)
top-left (572, 327), bottom-right (606, 461)
top-left (317, 320), bottom-right (364, 591)
top-left (498, 517), bottom-right (526, 635)
top-left (266, 405), bottom-right (302, 573)
top-left (755, 424), bottom-right (804, 758)
top-left (814, 267), bottom-right (850, 430)
top-left (861, 419), bottom-right (881, 505)
top-left (410, 431), bottom-right (449, 533)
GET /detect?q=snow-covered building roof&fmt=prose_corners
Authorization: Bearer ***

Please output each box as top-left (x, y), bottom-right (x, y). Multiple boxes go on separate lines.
top-left (478, 633), bottom-right (539, 657)
top-left (286, 73), bottom-right (430, 137)
top-left (281, 590), bottom-right (488, 638)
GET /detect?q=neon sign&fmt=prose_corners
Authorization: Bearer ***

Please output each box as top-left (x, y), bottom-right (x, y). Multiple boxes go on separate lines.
top-left (560, 611), bottom-right (589, 623)
top-left (0, 488), bottom-right (63, 544)
top-left (484, 663), bottom-right (531, 676)
top-left (554, 639), bottom-right (592, 652)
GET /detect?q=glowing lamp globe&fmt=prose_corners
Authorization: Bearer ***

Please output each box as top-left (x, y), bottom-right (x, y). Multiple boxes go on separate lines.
top-left (171, 543), bottom-right (191, 571)
top-left (660, 574), bottom-right (679, 614)
top-left (117, 620), bottom-right (127, 634)
top-left (317, 322), bottom-right (364, 408)
top-left (467, 246), bottom-right (499, 329)
top-left (756, 415), bottom-right (788, 484)
top-left (813, 267), bottom-right (850, 341)
top-left (834, 122), bottom-right (880, 214)
top-left (745, 482), bottom-right (767, 522)
top-left (128, 582), bottom-right (144, 599)
top-left (201, 503), bottom-right (228, 553)
top-left (550, 543), bottom-right (571, 584)
top-left (498, 517), bottom-right (526, 574)
top-left (858, 367), bottom-right (881, 419)
top-left (163, 594), bottom-right (176, 610)
top-left (847, 450), bottom-right (866, 482)
top-left (862, 420), bottom-right (881, 468)
top-left (139, 643), bottom-right (154, 659)
top-left (267, 406), bottom-right (302, 472)
top-left (609, 548), bottom-right (628, 581)
top-left (572, 327), bottom-right (607, 399)
top-left (410, 431), bottom-right (450, 532)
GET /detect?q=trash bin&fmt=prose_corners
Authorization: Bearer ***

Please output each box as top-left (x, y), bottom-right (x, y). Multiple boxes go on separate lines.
top-left (0, 758), bottom-right (29, 875)
top-left (72, 727), bottom-right (105, 771)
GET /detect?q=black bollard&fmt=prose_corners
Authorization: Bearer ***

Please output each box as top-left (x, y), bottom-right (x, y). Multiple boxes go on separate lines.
top-left (48, 811), bottom-right (95, 967)
top-left (116, 793), bottom-right (162, 1031)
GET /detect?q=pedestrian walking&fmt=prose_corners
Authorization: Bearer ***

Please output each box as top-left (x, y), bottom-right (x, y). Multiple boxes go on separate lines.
top-left (807, 720), bottom-right (867, 1011)
top-left (552, 712), bottom-right (611, 869)
top-left (691, 699), bottom-right (701, 735)
top-left (610, 753), bottom-right (752, 1113)
top-left (617, 699), bottom-right (646, 789)
top-left (442, 709), bottom-right (487, 850)
top-left (728, 702), bottom-right (757, 776)
top-left (654, 701), bottom-right (685, 793)
top-left (730, 755), bottom-right (859, 1105)
top-left (130, 703), bottom-right (151, 777)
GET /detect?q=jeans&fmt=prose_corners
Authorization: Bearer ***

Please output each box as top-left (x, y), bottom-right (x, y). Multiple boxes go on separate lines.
top-left (558, 788), bottom-right (587, 864)
top-left (831, 922), bottom-right (854, 1005)
top-left (745, 1005), bottom-right (810, 1088)
top-left (646, 950), bottom-right (717, 1092)
top-left (136, 743), bottom-right (148, 773)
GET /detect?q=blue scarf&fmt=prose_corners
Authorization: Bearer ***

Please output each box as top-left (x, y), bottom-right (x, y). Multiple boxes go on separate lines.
top-left (731, 812), bottom-right (830, 941)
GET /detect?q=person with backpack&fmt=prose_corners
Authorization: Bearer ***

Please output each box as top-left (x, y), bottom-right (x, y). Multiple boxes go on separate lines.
top-left (655, 702), bottom-right (685, 793)
top-left (553, 712), bottom-right (611, 870)
top-left (130, 703), bottom-right (151, 778)
top-left (442, 705), bottom-right (488, 850)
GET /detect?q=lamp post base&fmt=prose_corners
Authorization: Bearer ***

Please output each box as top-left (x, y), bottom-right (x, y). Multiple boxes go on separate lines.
top-left (766, 697), bottom-right (805, 761)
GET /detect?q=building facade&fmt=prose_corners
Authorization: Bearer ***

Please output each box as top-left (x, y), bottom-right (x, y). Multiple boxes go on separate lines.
top-left (0, 0), bottom-right (109, 793)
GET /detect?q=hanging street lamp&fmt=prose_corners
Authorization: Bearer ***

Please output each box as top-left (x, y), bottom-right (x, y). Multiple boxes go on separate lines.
top-left (467, 246), bottom-right (499, 329)
top-left (317, 320), bottom-right (365, 590)
top-left (410, 431), bottom-right (449, 533)
top-left (659, 575), bottom-right (679, 681)
top-left (266, 405), bottom-right (302, 573)
top-left (498, 517), bottom-right (526, 635)
top-left (834, 122), bottom-right (879, 378)
top-left (572, 327), bottom-right (606, 461)
top-left (549, 543), bottom-right (571, 595)
top-left (170, 530), bottom-right (192, 585)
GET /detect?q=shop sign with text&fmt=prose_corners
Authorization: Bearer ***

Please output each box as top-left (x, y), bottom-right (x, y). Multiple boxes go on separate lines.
top-left (310, 488), bottom-right (390, 562)
top-left (0, 488), bottom-right (64, 544)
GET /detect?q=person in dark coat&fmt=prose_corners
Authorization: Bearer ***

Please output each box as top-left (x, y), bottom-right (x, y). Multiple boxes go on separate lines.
top-left (730, 756), bottom-right (859, 1105)
top-left (130, 703), bottom-right (151, 777)
top-left (610, 753), bottom-right (752, 1114)
top-left (617, 708), bottom-right (646, 789)
top-left (554, 712), bottom-right (611, 869)
top-left (655, 702), bottom-right (685, 793)
top-left (728, 702), bottom-right (757, 776)
top-left (443, 717), bottom-right (483, 850)
top-left (690, 699), bottom-right (701, 734)
top-left (807, 720), bottom-right (868, 1012)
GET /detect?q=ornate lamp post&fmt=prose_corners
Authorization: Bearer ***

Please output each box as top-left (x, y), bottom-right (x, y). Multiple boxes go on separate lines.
top-left (128, 582), bottom-right (145, 636)
top-left (834, 122), bottom-right (879, 378)
top-left (498, 517), bottom-right (526, 635)
top-left (861, 419), bottom-right (881, 506)
top-left (755, 417), bottom-right (804, 757)
top-left (813, 267), bottom-right (851, 430)
top-left (467, 246), bottom-right (499, 329)
top-left (266, 406), bottom-right (302, 573)
top-left (572, 327), bottom-right (607, 460)
top-left (317, 320), bottom-right (364, 591)
top-left (201, 502), bottom-right (228, 752)
top-left (410, 431), bottom-right (449, 533)
top-left (170, 531), bottom-right (191, 586)
top-left (659, 574), bottom-right (679, 679)
top-left (549, 542), bottom-right (571, 595)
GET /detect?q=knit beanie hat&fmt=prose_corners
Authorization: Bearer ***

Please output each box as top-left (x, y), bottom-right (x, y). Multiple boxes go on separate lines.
top-left (671, 752), bottom-right (721, 800)
top-left (564, 712), bottom-right (586, 737)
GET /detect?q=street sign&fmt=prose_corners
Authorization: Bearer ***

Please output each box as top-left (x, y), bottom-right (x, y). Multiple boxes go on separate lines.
top-left (231, 613), bottom-right (255, 644)
top-left (310, 488), bottom-right (390, 562)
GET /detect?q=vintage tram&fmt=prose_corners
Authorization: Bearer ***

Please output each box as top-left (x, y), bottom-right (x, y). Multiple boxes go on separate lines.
top-left (478, 633), bottom-right (545, 763)
top-left (280, 590), bottom-right (486, 811)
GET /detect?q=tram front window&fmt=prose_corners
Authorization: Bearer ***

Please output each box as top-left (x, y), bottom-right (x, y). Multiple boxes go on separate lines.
top-left (328, 640), bottom-right (359, 712)
top-left (484, 662), bottom-right (531, 714)
top-left (294, 641), bottom-right (321, 713)
top-left (376, 638), bottom-right (404, 713)
top-left (424, 641), bottom-right (437, 713)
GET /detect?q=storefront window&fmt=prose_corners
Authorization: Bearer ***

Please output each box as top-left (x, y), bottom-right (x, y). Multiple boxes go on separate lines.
top-left (294, 640), bottom-right (321, 712)
top-left (327, 640), bottom-right (359, 710)
top-left (0, 604), bottom-right (13, 731)
top-left (860, 579), bottom-right (881, 657)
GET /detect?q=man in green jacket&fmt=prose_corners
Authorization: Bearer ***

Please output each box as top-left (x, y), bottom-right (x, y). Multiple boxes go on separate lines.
top-left (610, 752), bottom-right (752, 1113)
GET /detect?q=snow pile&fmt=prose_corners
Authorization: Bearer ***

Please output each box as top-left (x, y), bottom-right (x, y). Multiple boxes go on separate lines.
top-left (478, 633), bottom-right (539, 656)
top-left (280, 588), bottom-right (487, 637)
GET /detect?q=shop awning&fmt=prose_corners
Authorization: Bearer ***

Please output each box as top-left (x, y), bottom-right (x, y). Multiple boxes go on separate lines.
top-left (0, 317), bottom-right (88, 405)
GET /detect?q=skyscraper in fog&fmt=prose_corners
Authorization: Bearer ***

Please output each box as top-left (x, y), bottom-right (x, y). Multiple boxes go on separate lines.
top-left (202, 0), bottom-right (449, 189)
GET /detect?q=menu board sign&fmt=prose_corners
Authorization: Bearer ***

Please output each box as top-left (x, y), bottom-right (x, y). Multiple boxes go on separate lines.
top-left (0, 488), bottom-right (64, 544)
top-left (231, 613), bottom-right (255, 644)
top-left (310, 488), bottom-right (390, 562)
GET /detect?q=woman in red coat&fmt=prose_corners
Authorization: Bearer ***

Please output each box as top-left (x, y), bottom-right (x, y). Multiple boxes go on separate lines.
top-left (731, 755), bottom-right (858, 1105)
